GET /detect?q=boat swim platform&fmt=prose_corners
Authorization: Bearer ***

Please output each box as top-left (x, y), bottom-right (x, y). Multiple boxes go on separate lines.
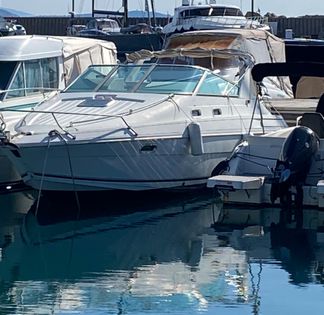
top-left (208, 175), bottom-right (324, 208)
top-left (207, 175), bottom-right (265, 190)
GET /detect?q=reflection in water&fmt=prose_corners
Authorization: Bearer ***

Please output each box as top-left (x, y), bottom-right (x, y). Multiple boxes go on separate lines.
top-left (213, 206), bottom-right (324, 285)
top-left (1, 191), bottom-right (324, 314)
top-left (0, 190), bottom-right (248, 314)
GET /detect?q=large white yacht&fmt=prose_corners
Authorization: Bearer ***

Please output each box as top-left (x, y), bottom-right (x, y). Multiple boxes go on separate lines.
top-left (163, 0), bottom-right (268, 35)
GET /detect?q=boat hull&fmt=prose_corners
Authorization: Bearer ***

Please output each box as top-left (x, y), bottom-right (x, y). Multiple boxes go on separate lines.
top-left (4, 134), bottom-right (242, 191)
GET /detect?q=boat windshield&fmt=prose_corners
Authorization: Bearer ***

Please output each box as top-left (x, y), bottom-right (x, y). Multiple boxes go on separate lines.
top-left (65, 64), bottom-right (239, 96)
top-left (0, 61), bottom-right (18, 101)
top-left (180, 7), bottom-right (244, 18)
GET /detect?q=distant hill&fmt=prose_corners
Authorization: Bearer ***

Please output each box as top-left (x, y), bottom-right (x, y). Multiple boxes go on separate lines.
top-left (73, 10), bottom-right (170, 18)
top-left (128, 10), bottom-right (170, 18)
top-left (0, 7), bottom-right (33, 17)
top-left (0, 7), bottom-right (169, 18)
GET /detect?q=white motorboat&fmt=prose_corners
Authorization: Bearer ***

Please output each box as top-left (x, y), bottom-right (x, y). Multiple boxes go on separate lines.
top-left (163, 0), bottom-right (269, 35)
top-left (0, 35), bottom-right (116, 188)
top-left (0, 48), bottom-right (287, 192)
top-left (207, 62), bottom-right (324, 209)
top-left (0, 35), bottom-right (117, 132)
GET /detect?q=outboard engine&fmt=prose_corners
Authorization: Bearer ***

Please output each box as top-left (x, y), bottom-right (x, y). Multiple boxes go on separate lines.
top-left (270, 126), bottom-right (319, 210)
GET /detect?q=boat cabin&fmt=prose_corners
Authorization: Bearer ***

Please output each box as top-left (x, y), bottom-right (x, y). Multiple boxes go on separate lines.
top-left (0, 35), bottom-right (116, 130)
top-left (163, 1), bottom-right (266, 34)
top-left (86, 18), bottom-right (121, 33)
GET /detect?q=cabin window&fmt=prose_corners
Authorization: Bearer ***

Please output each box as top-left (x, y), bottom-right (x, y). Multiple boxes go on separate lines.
top-left (179, 7), bottom-right (243, 18)
top-left (0, 61), bottom-right (18, 100)
top-left (42, 58), bottom-right (59, 89)
top-left (6, 57), bottom-right (59, 99)
top-left (87, 20), bottom-right (97, 29)
top-left (6, 63), bottom-right (25, 98)
top-left (25, 60), bottom-right (42, 95)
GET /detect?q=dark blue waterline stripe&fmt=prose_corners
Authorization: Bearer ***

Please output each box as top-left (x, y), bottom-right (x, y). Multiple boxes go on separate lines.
top-left (33, 173), bottom-right (208, 183)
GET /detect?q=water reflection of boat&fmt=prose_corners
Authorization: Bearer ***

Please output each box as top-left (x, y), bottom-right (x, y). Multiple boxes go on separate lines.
top-left (0, 191), bottom-right (255, 313)
top-left (3, 191), bottom-right (324, 312)
top-left (1, 189), bottom-right (35, 214)
top-left (213, 205), bottom-right (324, 285)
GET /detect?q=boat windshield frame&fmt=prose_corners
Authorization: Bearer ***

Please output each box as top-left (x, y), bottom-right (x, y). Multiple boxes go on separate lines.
top-left (0, 60), bottom-right (19, 101)
top-left (65, 64), bottom-right (240, 97)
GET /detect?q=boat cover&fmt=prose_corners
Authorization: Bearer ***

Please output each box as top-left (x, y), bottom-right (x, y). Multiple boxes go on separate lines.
top-left (164, 29), bottom-right (292, 97)
top-left (0, 35), bottom-right (117, 85)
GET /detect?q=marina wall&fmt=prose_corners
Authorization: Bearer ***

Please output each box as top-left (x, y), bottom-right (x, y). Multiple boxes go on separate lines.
top-left (8, 17), bottom-right (169, 36)
top-left (270, 16), bottom-right (324, 39)
top-left (6, 16), bottom-right (324, 39)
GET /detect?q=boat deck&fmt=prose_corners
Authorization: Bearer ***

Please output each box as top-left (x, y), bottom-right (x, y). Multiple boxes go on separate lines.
top-left (267, 98), bottom-right (318, 126)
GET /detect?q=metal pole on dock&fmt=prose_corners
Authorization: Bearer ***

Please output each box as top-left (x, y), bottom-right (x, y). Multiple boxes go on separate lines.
top-left (72, 0), bottom-right (75, 12)
top-left (145, 0), bottom-right (151, 26)
top-left (92, 0), bottom-right (95, 17)
top-left (251, 0), bottom-right (254, 17)
top-left (150, 0), bottom-right (157, 27)
top-left (123, 0), bottom-right (129, 27)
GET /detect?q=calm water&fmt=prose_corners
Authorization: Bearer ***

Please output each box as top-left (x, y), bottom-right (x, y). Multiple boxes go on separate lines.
top-left (1, 189), bottom-right (324, 315)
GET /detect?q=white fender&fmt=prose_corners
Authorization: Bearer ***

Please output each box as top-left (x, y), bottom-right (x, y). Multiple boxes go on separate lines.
top-left (188, 122), bottom-right (204, 156)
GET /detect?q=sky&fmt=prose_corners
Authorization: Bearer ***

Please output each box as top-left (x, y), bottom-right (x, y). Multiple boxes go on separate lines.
top-left (1, 0), bottom-right (324, 17)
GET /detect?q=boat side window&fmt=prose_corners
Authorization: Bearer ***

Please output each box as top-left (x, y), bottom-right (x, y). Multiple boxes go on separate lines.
top-left (197, 73), bottom-right (239, 96)
top-left (210, 7), bottom-right (243, 16)
top-left (87, 20), bottom-right (97, 29)
top-left (6, 63), bottom-right (25, 99)
top-left (0, 61), bottom-right (18, 101)
top-left (6, 57), bottom-right (59, 99)
top-left (181, 8), bottom-right (211, 18)
top-left (42, 58), bottom-right (59, 89)
top-left (24, 60), bottom-right (42, 95)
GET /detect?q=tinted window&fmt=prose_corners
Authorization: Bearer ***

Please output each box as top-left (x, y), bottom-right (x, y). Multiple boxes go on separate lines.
top-left (6, 57), bottom-right (59, 99)
top-left (6, 64), bottom-right (25, 99)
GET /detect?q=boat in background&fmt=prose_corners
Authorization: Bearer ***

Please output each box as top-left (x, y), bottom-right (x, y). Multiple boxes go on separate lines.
top-left (207, 62), bottom-right (324, 209)
top-left (1, 47), bottom-right (286, 192)
top-left (163, 0), bottom-right (269, 35)
top-left (162, 28), bottom-right (293, 99)
top-left (0, 35), bottom-right (117, 132)
top-left (70, 0), bottom-right (163, 61)
top-left (0, 17), bottom-right (26, 36)
top-left (0, 35), bottom-right (116, 189)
